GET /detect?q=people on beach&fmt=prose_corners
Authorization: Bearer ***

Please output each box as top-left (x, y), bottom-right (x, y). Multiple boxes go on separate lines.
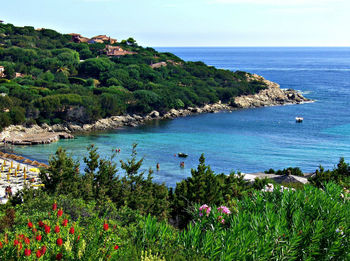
top-left (5, 186), bottom-right (12, 198)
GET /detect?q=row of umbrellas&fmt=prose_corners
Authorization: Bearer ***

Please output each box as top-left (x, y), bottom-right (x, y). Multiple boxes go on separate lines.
top-left (0, 151), bottom-right (49, 169)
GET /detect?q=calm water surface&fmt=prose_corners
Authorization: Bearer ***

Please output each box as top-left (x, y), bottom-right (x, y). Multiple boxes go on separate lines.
top-left (11, 47), bottom-right (350, 187)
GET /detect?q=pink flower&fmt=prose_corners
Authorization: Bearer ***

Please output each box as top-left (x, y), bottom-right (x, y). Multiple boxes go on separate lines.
top-left (217, 206), bottom-right (231, 215)
top-left (199, 204), bottom-right (211, 217)
top-left (218, 215), bottom-right (225, 224)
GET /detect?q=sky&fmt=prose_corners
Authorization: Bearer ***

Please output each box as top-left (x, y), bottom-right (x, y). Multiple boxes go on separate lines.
top-left (1, 0), bottom-right (349, 47)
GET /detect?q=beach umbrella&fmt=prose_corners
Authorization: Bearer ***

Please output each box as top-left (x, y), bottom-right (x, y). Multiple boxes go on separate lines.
top-left (32, 161), bottom-right (40, 166)
top-left (17, 164), bottom-right (20, 171)
top-left (7, 172), bottom-right (10, 181)
top-left (2, 153), bottom-right (9, 158)
top-left (9, 154), bottom-right (17, 160)
top-left (23, 159), bottom-right (33, 164)
top-left (3, 159), bottom-right (6, 166)
top-left (271, 175), bottom-right (304, 184)
top-left (15, 156), bottom-right (25, 161)
top-left (39, 163), bottom-right (49, 168)
top-left (11, 161), bottom-right (13, 168)
top-left (15, 169), bottom-right (17, 177)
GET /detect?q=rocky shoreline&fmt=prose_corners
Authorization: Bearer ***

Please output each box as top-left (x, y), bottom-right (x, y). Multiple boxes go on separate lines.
top-left (0, 75), bottom-right (312, 146)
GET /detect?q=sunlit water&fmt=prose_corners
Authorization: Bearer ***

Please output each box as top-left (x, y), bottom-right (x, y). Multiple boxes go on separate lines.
top-left (10, 47), bottom-right (350, 187)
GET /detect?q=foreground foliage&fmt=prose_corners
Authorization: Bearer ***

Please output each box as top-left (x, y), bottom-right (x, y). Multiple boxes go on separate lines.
top-left (0, 183), bottom-right (349, 260)
top-left (1, 147), bottom-right (350, 260)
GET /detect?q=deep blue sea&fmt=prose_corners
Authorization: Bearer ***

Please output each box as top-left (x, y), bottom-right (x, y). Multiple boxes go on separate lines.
top-left (11, 47), bottom-right (350, 187)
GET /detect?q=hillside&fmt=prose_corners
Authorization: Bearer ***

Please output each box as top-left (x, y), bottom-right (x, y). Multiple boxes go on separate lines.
top-left (0, 22), bottom-right (268, 130)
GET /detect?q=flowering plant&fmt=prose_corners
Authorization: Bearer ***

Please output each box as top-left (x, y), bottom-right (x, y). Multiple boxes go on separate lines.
top-left (0, 203), bottom-right (121, 260)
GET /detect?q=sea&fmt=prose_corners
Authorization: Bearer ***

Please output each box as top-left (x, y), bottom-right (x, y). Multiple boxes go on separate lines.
top-left (10, 47), bottom-right (350, 187)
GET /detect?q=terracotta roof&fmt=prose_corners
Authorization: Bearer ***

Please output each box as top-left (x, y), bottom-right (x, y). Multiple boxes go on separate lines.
top-left (105, 45), bottom-right (136, 56)
top-left (150, 62), bottom-right (167, 69)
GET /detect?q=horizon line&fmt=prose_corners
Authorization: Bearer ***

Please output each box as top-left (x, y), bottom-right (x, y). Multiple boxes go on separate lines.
top-left (152, 46), bottom-right (350, 48)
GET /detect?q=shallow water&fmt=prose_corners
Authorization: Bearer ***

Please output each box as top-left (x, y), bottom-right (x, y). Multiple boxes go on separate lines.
top-left (11, 47), bottom-right (350, 187)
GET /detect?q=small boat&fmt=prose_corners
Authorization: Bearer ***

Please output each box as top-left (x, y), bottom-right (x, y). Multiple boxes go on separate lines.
top-left (295, 117), bottom-right (303, 123)
top-left (178, 153), bottom-right (188, 158)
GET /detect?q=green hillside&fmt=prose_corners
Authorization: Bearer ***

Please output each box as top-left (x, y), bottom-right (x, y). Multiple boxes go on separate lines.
top-left (0, 22), bottom-right (266, 129)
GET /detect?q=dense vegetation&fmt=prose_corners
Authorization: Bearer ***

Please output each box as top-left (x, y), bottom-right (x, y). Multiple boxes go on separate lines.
top-left (0, 22), bottom-right (267, 130)
top-left (265, 167), bottom-right (304, 176)
top-left (0, 146), bottom-right (349, 260)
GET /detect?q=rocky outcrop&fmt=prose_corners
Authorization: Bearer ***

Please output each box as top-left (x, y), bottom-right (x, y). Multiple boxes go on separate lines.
top-left (231, 74), bottom-right (311, 108)
top-left (1, 75), bottom-right (312, 145)
top-left (0, 125), bottom-right (74, 145)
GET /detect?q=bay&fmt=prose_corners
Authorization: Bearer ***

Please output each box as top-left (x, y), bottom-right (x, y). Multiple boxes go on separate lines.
top-left (11, 47), bottom-right (350, 187)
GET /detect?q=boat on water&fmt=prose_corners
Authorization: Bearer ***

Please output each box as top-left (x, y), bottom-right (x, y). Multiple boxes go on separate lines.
top-left (295, 117), bottom-right (303, 123)
top-left (178, 153), bottom-right (188, 158)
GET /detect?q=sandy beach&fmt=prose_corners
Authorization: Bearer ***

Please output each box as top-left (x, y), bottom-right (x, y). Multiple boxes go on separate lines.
top-left (0, 153), bottom-right (46, 204)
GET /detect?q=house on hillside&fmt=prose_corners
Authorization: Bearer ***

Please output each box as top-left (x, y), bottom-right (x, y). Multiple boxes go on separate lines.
top-left (15, 72), bottom-right (24, 78)
top-left (90, 35), bottom-right (117, 44)
top-left (105, 45), bottom-right (136, 56)
top-left (69, 33), bottom-right (90, 43)
top-left (0, 66), bottom-right (5, 78)
top-left (150, 62), bottom-right (167, 69)
top-left (0, 20), bottom-right (3, 24)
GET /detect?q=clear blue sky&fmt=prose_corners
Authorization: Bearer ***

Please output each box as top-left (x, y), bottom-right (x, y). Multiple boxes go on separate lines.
top-left (1, 0), bottom-right (349, 47)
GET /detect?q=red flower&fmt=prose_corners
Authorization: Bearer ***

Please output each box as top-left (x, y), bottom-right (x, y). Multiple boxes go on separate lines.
top-left (52, 203), bottom-right (57, 211)
top-left (56, 238), bottom-right (63, 246)
top-left (18, 242), bottom-right (23, 250)
top-left (32, 228), bottom-right (37, 233)
top-left (38, 220), bottom-right (44, 227)
top-left (77, 235), bottom-right (80, 241)
top-left (24, 237), bottom-right (30, 245)
top-left (56, 253), bottom-right (63, 260)
top-left (14, 239), bottom-right (19, 246)
top-left (62, 219), bottom-right (68, 227)
top-left (36, 249), bottom-right (42, 258)
top-left (114, 245), bottom-right (119, 250)
top-left (24, 248), bottom-right (31, 256)
top-left (36, 235), bottom-right (42, 241)
top-left (41, 246), bottom-right (47, 254)
top-left (44, 225), bottom-right (51, 234)
top-left (27, 222), bottom-right (33, 228)
top-left (0, 241), bottom-right (3, 249)
top-left (103, 223), bottom-right (109, 231)
top-left (19, 234), bottom-right (25, 239)
top-left (69, 226), bottom-right (75, 234)
top-left (57, 209), bottom-right (63, 217)
top-left (54, 225), bottom-right (60, 233)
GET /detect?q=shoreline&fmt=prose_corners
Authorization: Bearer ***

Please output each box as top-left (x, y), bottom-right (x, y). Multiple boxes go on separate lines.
top-left (0, 75), bottom-right (312, 146)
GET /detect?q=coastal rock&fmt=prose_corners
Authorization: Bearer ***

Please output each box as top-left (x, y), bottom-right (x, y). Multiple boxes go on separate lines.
top-left (0, 124), bottom-right (74, 145)
top-left (1, 74), bottom-right (312, 145)
top-left (148, 110), bottom-right (160, 118)
top-left (232, 74), bottom-right (311, 109)
top-left (68, 124), bottom-right (83, 132)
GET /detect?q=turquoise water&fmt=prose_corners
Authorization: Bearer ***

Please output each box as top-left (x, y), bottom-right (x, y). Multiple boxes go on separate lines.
top-left (10, 47), bottom-right (350, 187)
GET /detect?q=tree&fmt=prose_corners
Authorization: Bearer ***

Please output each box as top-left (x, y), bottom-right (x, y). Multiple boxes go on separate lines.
top-left (9, 106), bottom-right (25, 125)
top-left (39, 148), bottom-right (81, 197)
top-left (126, 37), bottom-right (137, 46)
top-left (119, 144), bottom-right (169, 218)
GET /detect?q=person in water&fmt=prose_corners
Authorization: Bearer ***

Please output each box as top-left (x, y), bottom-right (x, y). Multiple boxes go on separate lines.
top-left (156, 163), bottom-right (160, 170)
top-left (180, 162), bottom-right (185, 168)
